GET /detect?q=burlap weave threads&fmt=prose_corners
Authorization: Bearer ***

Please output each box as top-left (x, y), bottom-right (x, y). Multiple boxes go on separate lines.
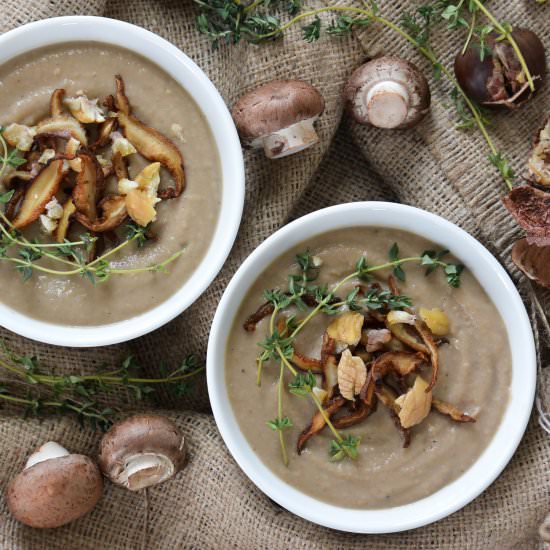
top-left (0, 0), bottom-right (549, 548)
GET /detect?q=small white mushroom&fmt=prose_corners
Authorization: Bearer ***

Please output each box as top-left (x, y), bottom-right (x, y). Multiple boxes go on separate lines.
top-left (98, 414), bottom-right (186, 491)
top-left (231, 79), bottom-right (325, 159)
top-left (344, 57), bottom-right (431, 129)
top-left (6, 441), bottom-right (103, 528)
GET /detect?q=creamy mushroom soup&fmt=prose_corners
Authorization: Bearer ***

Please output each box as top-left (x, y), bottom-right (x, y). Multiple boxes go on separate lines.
top-left (0, 43), bottom-right (221, 325)
top-left (225, 227), bottom-right (512, 509)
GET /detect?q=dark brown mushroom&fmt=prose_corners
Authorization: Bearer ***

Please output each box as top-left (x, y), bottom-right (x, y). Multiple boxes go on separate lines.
top-left (343, 57), bottom-right (431, 129)
top-left (231, 79), bottom-right (325, 159)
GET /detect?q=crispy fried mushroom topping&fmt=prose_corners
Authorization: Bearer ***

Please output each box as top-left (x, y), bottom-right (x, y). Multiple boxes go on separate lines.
top-left (55, 199), bottom-right (77, 243)
top-left (75, 195), bottom-right (127, 233)
top-left (118, 111), bottom-right (185, 199)
top-left (35, 115), bottom-right (88, 146)
top-left (12, 160), bottom-right (65, 229)
top-left (72, 153), bottom-right (104, 221)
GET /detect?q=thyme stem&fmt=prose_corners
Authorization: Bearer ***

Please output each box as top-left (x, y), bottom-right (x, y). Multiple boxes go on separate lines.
top-left (469, 0), bottom-right (535, 92)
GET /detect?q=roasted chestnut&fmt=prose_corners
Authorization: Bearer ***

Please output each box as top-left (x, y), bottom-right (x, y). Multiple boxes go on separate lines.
top-left (454, 28), bottom-right (546, 108)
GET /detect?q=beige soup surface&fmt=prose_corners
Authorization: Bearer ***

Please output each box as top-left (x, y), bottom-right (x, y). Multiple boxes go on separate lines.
top-left (225, 227), bottom-right (511, 509)
top-left (0, 43), bottom-right (221, 326)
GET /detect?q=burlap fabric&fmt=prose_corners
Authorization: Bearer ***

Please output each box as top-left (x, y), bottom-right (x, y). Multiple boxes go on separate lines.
top-left (0, 0), bottom-right (548, 548)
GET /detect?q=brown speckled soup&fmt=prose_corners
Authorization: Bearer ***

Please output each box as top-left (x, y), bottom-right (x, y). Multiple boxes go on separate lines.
top-left (0, 43), bottom-right (221, 326)
top-left (225, 227), bottom-right (512, 509)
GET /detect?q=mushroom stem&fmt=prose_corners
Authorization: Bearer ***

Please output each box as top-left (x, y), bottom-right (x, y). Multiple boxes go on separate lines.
top-left (25, 441), bottom-right (70, 470)
top-left (364, 81), bottom-right (410, 129)
top-left (261, 116), bottom-right (319, 159)
top-left (122, 453), bottom-right (175, 491)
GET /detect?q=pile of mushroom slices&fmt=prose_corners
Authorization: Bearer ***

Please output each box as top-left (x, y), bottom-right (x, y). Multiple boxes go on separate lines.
top-left (1, 75), bottom-right (185, 245)
top-left (6, 415), bottom-right (186, 529)
top-left (250, 279), bottom-right (476, 454)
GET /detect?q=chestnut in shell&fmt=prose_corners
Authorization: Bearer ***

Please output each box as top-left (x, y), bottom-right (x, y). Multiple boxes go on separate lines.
top-left (454, 28), bottom-right (546, 108)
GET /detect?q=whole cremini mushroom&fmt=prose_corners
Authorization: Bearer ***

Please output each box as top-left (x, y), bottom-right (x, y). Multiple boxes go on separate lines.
top-left (455, 28), bottom-right (546, 108)
top-left (98, 414), bottom-right (186, 491)
top-left (6, 441), bottom-right (103, 528)
top-left (343, 57), bottom-right (431, 129)
top-left (231, 79), bottom-right (325, 159)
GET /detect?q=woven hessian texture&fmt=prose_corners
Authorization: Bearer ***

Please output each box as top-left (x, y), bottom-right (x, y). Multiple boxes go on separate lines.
top-left (0, 0), bottom-right (549, 548)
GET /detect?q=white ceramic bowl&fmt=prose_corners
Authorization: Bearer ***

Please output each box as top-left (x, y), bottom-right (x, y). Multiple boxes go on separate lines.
top-left (0, 16), bottom-right (244, 347)
top-left (207, 202), bottom-right (535, 533)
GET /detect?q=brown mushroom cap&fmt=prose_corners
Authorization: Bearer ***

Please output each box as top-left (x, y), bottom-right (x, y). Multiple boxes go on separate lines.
top-left (231, 79), bottom-right (325, 143)
top-left (344, 57), bottom-right (431, 129)
top-left (98, 414), bottom-right (185, 491)
top-left (6, 454), bottom-right (103, 528)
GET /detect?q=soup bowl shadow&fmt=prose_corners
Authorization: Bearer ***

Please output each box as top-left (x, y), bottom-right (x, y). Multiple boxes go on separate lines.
top-left (0, 16), bottom-right (244, 346)
top-left (207, 201), bottom-right (535, 533)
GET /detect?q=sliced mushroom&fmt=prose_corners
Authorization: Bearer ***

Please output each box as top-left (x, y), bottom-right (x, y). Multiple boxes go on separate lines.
top-left (115, 74), bottom-right (131, 115)
top-left (55, 198), bottom-right (77, 243)
top-left (291, 349), bottom-right (323, 373)
top-left (50, 89), bottom-right (65, 117)
top-left (432, 398), bottom-right (476, 423)
top-left (75, 195), bottom-right (127, 233)
top-left (91, 118), bottom-right (118, 151)
top-left (98, 414), bottom-right (186, 491)
top-left (414, 319), bottom-right (440, 391)
top-left (332, 398), bottom-right (374, 429)
top-left (231, 79), bottom-right (325, 159)
top-left (6, 441), bottom-right (103, 528)
top-left (35, 115), bottom-right (88, 146)
top-left (375, 384), bottom-right (410, 447)
top-left (12, 159), bottom-right (65, 229)
top-left (118, 111), bottom-right (184, 199)
top-left (343, 57), bottom-right (431, 129)
top-left (371, 351), bottom-right (427, 382)
top-left (72, 153), bottom-right (104, 220)
top-left (296, 396), bottom-right (345, 454)
top-left (511, 238), bottom-right (550, 288)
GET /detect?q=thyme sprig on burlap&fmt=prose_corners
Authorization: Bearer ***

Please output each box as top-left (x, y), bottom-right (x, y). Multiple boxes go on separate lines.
top-left (0, 345), bottom-right (204, 430)
top-left (257, 245), bottom-right (463, 465)
top-left (194, 0), bottom-right (528, 190)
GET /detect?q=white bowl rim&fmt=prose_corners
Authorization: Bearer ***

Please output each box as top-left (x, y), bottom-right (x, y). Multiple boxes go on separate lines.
top-left (0, 16), bottom-right (244, 347)
top-left (207, 201), bottom-right (535, 534)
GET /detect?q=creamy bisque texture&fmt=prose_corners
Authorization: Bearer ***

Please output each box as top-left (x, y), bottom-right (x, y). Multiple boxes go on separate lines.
top-left (0, 43), bottom-right (221, 325)
top-left (226, 227), bottom-right (512, 509)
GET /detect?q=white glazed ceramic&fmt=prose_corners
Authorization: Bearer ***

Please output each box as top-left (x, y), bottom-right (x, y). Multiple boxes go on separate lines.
top-left (0, 16), bottom-right (244, 347)
top-left (207, 202), bottom-right (535, 533)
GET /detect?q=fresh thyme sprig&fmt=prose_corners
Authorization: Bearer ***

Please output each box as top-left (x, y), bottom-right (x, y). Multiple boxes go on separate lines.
top-left (0, 345), bottom-right (204, 430)
top-left (255, 244), bottom-right (463, 465)
top-left (194, 0), bottom-right (523, 190)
